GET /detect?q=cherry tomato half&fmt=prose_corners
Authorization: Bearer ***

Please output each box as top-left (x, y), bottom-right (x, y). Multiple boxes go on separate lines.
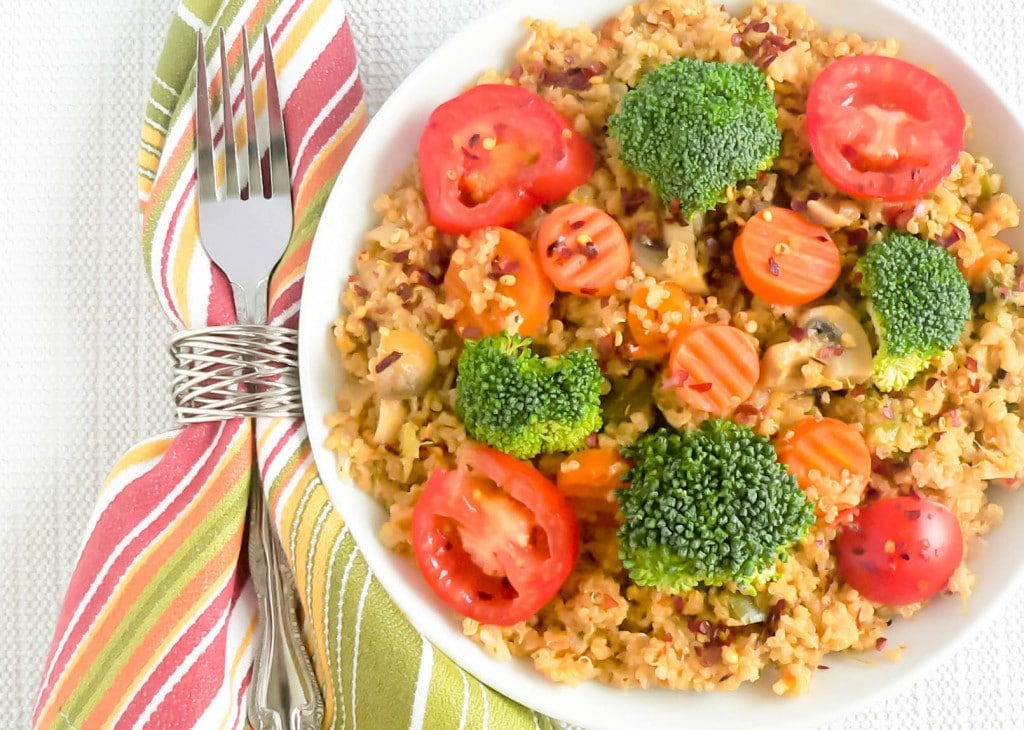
top-left (418, 85), bottom-right (595, 234)
top-left (411, 443), bottom-right (580, 625)
top-left (806, 55), bottom-right (965, 202)
top-left (836, 496), bottom-right (963, 605)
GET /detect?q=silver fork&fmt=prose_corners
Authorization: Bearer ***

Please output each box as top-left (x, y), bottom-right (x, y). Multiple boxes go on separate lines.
top-left (195, 28), bottom-right (323, 730)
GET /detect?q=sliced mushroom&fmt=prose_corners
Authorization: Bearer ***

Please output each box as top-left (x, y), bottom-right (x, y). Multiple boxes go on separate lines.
top-left (374, 398), bottom-right (406, 445)
top-left (369, 328), bottom-right (438, 399)
top-left (630, 216), bottom-right (709, 295)
top-left (797, 305), bottom-right (872, 385)
top-left (630, 230), bottom-right (670, 279)
top-left (804, 197), bottom-right (861, 229)
top-left (759, 338), bottom-right (820, 390)
top-left (662, 222), bottom-right (709, 295)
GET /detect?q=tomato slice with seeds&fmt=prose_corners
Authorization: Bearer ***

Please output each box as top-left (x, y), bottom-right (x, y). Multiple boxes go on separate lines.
top-left (836, 496), bottom-right (963, 605)
top-left (418, 85), bottom-right (595, 234)
top-left (806, 55), bottom-right (965, 202)
top-left (411, 443), bottom-right (579, 625)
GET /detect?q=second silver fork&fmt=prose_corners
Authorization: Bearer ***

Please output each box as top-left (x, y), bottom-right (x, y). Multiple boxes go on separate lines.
top-left (195, 28), bottom-right (323, 730)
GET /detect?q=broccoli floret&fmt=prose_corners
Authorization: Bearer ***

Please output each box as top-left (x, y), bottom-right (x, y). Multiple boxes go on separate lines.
top-left (608, 58), bottom-right (781, 219)
top-left (856, 231), bottom-right (971, 392)
top-left (455, 334), bottom-right (603, 459)
top-left (617, 420), bottom-right (814, 593)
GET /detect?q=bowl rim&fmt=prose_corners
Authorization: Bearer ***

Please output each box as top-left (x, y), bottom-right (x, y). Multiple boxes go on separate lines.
top-left (298, 1), bottom-right (1024, 727)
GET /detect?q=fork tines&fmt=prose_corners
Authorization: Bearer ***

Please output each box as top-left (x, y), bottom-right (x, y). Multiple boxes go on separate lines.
top-left (195, 28), bottom-right (289, 204)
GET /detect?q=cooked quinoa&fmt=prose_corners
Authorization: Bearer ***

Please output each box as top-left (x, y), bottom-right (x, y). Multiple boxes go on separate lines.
top-left (327, 0), bottom-right (1024, 696)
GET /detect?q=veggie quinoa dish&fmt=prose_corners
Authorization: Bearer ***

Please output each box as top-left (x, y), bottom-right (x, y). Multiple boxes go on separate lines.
top-left (327, 0), bottom-right (1024, 695)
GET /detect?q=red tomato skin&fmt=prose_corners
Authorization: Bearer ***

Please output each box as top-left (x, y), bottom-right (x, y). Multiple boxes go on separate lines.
top-left (836, 496), bottom-right (963, 605)
top-left (418, 85), bottom-right (595, 234)
top-left (806, 55), bottom-right (965, 202)
top-left (411, 444), bottom-right (579, 625)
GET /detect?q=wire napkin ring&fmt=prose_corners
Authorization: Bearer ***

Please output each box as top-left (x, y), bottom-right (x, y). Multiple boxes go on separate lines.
top-left (169, 324), bottom-right (303, 423)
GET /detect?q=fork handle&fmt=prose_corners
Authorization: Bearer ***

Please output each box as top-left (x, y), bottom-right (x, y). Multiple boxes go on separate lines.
top-left (247, 468), bottom-right (324, 730)
top-left (232, 280), bottom-right (270, 327)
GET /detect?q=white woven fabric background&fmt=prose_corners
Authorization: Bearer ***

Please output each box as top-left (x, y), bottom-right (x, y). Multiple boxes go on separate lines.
top-left (1, 1), bottom-right (1022, 728)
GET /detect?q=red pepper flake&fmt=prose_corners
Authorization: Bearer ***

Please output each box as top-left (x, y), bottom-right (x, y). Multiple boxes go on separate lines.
top-left (462, 325), bottom-right (482, 340)
top-left (583, 61), bottom-right (608, 78)
top-left (664, 368), bottom-right (691, 389)
top-left (970, 380), bottom-right (982, 394)
top-left (882, 404), bottom-right (895, 419)
top-left (596, 334), bottom-right (616, 358)
top-left (347, 274), bottom-right (358, 283)
top-left (621, 187), bottom-right (651, 215)
top-left (817, 344), bottom-right (845, 359)
top-left (569, 219), bottom-right (586, 230)
top-left (582, 241), bottom-right (600, 260)
top-left (790, 198), bottom-right (808, 213)
top-left (789, 325), bottom-right (806, 342)
top-left (352, 284), bottom-right (369, 298)
top-left (938, 225), bottom-right (965, 247)
top-left (362, 317), bottom-right (378, 335)
top-left (965, 356), bottom-right (978, 372)
top-left (925, 377), bottom-right (938, 389)
top-left (850, 384), bottom-right (866, 398)
top-left (672, 595), bottom-right (686, 613)
top-left (601, 593), bottom-right (619, 610)
top-left (510, 64), bottom-right (524, 81)
top-left (749, 20), bottom-right (770, 32)
top-left (817, 665), bottom-right (830, 670)
top-left (768, 256), bottom-right (781, 277)
top-left (947, 409), bottom-right (962, 428)
top-left (586, 432), bottom-right (600, 448)
top-left (731, 32), bottom-right (743, 46)
top-left (767, 600), bottom-right (788, 631)
top-left (875, 637), bottom-right (888, 651)
top-left (688, 619), bottom-right (712, 636)
top-left (416, 270), bottom-right (440, 287)
top-left (847, 228), bottom-right (869, 249)
top-left (905, 509), bottom-right (921, 521)
top-left (538, 67), bottom-right (591, 91)
top-left (689, 381), bottom-right (714, 393)
top-left (851, 271), bottom-right (864, 286)
top-left (393, 250), bottom-right (411, 263)
top-left (735, 404), bottom-right (761, 421)
top-left (374, 351), bottom-right (402, 373)
top-left (698, 643), bottom-right (723, 668)
top-left (396, 283), bottom-right (413, 301)
top-left (580, 286), bottom-right (599, 296)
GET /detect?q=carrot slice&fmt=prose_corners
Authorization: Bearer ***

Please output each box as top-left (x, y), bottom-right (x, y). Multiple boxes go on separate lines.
top-left (776, 417), bottom-right (871, 491)
top-left (734, 206), bottom-right (841, 306)
top-left (627, 284), bottom-right (693, 359)
top-left (535, 203), bottom-right (632, 296)
top-left (958, 235), bottom-right (1016, 287)
top-left (668, 323), bottom-right (760, 415)
top-left (444, 226), bottom-right (554, 338)
top-left (556, 447), bottom-right (630, 500)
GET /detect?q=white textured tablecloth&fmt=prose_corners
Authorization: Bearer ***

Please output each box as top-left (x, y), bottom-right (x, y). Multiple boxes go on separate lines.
top-left (1, 1), bottom-right (1022, 727)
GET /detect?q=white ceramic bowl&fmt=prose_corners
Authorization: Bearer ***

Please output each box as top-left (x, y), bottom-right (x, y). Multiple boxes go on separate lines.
top-left (299, 2), bottom-right (1024, 728)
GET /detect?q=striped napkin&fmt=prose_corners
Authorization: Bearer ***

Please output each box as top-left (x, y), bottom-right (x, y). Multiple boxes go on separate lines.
top-left (32, 1), bottom-right (558, 728)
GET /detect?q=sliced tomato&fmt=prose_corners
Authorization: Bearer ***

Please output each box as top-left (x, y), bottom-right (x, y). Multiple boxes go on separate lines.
top-left (836, 496), bottom-right (963, 605)
top-left (806, 55), bottom-right (965, 202)
top-left (411, 443), bottom-right (579, 625)
top-left (418, 85), bottom-right (595, 234)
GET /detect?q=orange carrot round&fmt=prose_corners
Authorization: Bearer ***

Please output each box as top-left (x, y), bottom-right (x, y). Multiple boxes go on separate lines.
top-left (535, 203), bottom-right (632, 296)
top-left (667, 323), bottom-right (760, 415)
top-left (958, 235), bottom-right (1015, 287)
top-left (627, 284), bottom-right (693, 359)
top-left (444, 226), bottom-right (554, 338)
top-left (776, 417), bottom-right (871, 491)
top-left (556, 447), bottom-right (630, 500)
top-left (734, 206), bottom-right (841, 306)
